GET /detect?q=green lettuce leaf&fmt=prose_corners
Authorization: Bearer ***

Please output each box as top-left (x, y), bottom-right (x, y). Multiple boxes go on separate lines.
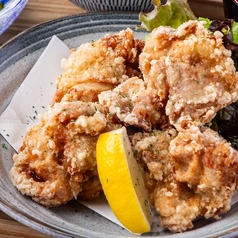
top-left (232, 21), bottom-right (238, 44)
top-left (198, 17), bottom-right (212, 30)
top-left (138, 0), bottom-right (197, 31)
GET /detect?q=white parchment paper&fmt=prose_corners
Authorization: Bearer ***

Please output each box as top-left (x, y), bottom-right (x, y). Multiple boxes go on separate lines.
top-left (0, 36), bottom-right (237, 234)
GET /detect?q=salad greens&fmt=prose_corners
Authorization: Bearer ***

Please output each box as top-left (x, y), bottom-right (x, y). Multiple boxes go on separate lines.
top-left (138, 1), bottom-right (238, 150)
top-left (213, 102), bottom-right (238, 149)
top-left (201, 18), bottom-right (238, 149)
top-left (199, 18), bottom-right (238, 69)
top-left (200, 18), bottom-right (238, 45)
top-left (138, 0), bottom-right (197, 31)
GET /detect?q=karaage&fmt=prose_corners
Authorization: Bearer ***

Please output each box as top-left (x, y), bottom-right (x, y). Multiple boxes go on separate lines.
top-left (140, 20), bottom-right (238, 127)
top-left (132, 121), bottom-right (238, 233)
top-left (53, 28), bottom-right (144, 104)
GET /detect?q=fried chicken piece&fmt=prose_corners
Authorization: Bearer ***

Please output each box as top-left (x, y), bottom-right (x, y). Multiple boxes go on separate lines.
top-left (166, 123), bottom-right (238, 232)
top-left (98, 76), bottom-right (167, 131)
top-left (140, 20), bottom-right (238, 126)
top-left (63, 133), bottom-right (102, 200)
top-left (53, 28), bottom-right (144, 104)
top-left (61, 82), bottom-right (114, 103)
top-left (11, 123), bottom-right (78, 207)
top-left (77, 173), bottom-right (102, 200)
top-left (11, 101), bottom-right (107, 206)
top-left (132, 123), bottom-right (238, 233)
top-left (131, 127), bottom-right (178, 203)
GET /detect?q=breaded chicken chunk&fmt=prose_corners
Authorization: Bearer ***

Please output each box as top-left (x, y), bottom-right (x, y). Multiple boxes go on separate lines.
top-left (140, 20), bottom-right (238, 126)
top-left (11, 28), bottom-right (144, 206)
top-left (53, 28), bottom-right (144, 104)
top-left (11, 101), bottom-right (107, 206)
top-left (98, 76), bottom-right (167, 131)
top-left (10, 23), bottom-right (238, 233)
top-left (132, 121), bottom-right (238, 233)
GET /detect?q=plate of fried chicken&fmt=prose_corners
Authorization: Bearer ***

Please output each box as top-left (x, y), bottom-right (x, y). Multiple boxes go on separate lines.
top-left (1, 12), bottom-right (238, 238)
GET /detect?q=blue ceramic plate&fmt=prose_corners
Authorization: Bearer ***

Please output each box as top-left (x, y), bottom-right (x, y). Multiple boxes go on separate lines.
top-left (0, 12), bottom-right (238, 238)
top-left (0, 0), bottom-right (28, 35)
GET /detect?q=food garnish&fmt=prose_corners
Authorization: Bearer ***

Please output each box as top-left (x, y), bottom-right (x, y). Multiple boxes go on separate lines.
top-left (96, 127), bottom-right (152, 234)
top-left (138, 0), bottom-right (196, 31)
top-left (8, 0), bottom-right (238, 235)
top-left (213, 102), bottom-right (238, 149)
top-left (138, 1), bottom-right (238, 151)
top-left (197, 18), bottom-right (238, 149)
top-left (203, 18), bottom-right (238, 85)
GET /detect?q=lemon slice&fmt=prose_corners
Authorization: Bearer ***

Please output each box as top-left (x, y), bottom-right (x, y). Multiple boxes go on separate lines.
top-left (96, 127), bottom-right (152, 234)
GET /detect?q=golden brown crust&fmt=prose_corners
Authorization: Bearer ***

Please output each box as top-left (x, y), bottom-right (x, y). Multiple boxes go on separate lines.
top-left (140, 20), bottom-right (238, 126)
top-left (132, 123), bottom-right (238, 233)
top-left (52, 28), bottom-right (144, 104)
top-left (10, 22), bottom-right (238, 233)
top-left (11, 102), bottom-right (107, 206)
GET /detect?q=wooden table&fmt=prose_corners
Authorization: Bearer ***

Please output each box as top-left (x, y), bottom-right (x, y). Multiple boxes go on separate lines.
top-left (0, 0), bottom-right (224, 237)
top-left (0, 0), bottom-right (85, 45)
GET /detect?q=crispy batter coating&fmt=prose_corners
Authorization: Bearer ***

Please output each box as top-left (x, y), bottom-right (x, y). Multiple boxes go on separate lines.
top-left (132, 122), bottom-right (238, 233)
top-left (11, 28), bottom-right (142, 207)
top-left (10, 24), bottom-right (238, 233)
top-left (53, 28), bottom-right (144, 104)
top-left (61, 82), bottom-right (114, 103)
top-left (131, 128), bottom-right (178, 203)
top-left (140, 20), bottom-right (238, 126)
top-left (98, 76), bottom-right (167, 131)
top-left (11, 101), bottom-right (107, 206)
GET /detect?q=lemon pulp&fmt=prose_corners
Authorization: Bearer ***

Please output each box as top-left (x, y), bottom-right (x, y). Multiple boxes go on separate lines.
top-left (96, 127), bottom-right (152, 234)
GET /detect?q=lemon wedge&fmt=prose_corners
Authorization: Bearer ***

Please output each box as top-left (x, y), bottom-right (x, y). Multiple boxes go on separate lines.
top-left (96, 127), bottom-right (152, 234)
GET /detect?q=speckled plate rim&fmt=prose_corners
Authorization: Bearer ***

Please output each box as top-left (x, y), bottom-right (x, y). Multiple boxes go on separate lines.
top-left (0, 12), bottom-right (238, 238)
